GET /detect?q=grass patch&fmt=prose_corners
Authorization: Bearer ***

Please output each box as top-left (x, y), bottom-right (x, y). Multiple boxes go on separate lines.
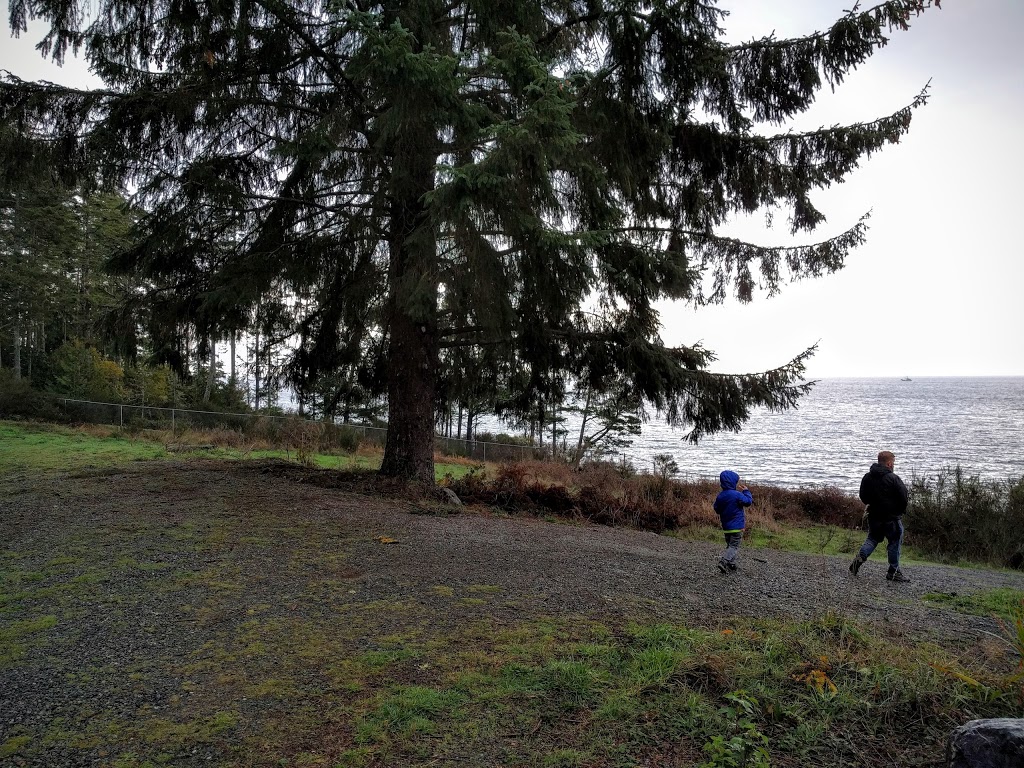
top-left (0, 615), bottom-right (58, 667)
top-left (0, 422), bottom-right (166, 472)
top-left (355, 685), bottom-right (466, 744)
top-left (743, 523), bottom-right (863, 556)
top-left (0, 420), bottom-right (491, 482)
top-left (924, 588), bottom-right (1024, 621)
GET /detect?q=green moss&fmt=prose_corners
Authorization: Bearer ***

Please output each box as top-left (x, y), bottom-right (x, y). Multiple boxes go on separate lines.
top-left (248, 677), bottom-right (302, 698)
top-left (45, 555), bottom-right (82, 569)
top-left (357, 648), bottom-right (419, 672)
top-left (0, 735), bottom-right (32, 758)
top-left (334, 747), bottom-right (373, 767)
top-left (114, 557), bottom-right (171, 572)
top-left (0, 614), bottom-right (58, 666)
top-left (71, 571), bottom-right (106, 585)
top-left (542, 748), bottom-right (589, 767)
top-left (143, 711), bottom-right (238, 746)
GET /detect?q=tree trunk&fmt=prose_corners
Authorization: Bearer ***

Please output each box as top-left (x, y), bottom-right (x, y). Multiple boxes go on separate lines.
top-left (379, 292), bottom-right (437, 481)
top-left (203, 337), bottom-right (216, 403)
top-left (12, 314), bottom-right (22, 379)
top-left (574, 388), bottom-right (592, 468)
top-left (229, 331), bottom-right (236, 387)
top-left (26, 320), bottom-right (33, 380)
top-left (253, 327), bottom-right (261, 411)
top-left (379, 131), bottom-right (438, 483)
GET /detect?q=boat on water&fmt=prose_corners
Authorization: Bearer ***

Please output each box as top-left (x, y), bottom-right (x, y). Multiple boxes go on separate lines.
top-left (901, 376), bottom-right (912, 382)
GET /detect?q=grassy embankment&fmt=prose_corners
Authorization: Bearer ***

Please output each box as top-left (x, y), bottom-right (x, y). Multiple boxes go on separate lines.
top-left (0, 420), bottom-right (481, 480)
top-left (2, 419), bottom-right (1024, 767)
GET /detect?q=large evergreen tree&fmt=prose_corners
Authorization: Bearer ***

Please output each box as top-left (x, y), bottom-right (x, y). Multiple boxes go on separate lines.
top-left (1, 0), bottom-right (939, 481)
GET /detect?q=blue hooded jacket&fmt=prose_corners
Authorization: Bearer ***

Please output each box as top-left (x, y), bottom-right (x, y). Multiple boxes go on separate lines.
top-left (713, 470), bottom-right (753, 532)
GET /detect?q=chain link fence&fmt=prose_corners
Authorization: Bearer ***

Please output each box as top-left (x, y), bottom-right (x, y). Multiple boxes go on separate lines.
top-left (59, 398), bottom-right (537, 462)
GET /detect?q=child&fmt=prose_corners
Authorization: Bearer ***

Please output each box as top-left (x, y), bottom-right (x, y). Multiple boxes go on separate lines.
top-left (714, 470), bottom-right (753, 573)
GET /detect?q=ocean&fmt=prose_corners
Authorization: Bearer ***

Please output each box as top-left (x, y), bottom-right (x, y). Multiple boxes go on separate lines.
top-left (620, 377), bottom-right (1024, 493)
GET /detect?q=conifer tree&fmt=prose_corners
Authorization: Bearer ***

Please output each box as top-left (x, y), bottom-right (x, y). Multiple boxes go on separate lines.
top-left (1, 0), bottom-right (940, 481)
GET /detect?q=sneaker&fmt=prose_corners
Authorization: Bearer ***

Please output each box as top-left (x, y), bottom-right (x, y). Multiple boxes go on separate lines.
top-left (886, 569), bottom-right (911, 583)
top-left (849, 554), bottom-right (866, 577)
top-left (717, 560), bottom-right (730, 574)
top-left (728, 562), bottom-right (738, 572)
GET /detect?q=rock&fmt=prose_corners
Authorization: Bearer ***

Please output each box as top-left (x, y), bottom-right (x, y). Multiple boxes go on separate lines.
top-left (437, 487), bottom-right (463, 506)
top-left (947, 718), bottom-right (1024, 768)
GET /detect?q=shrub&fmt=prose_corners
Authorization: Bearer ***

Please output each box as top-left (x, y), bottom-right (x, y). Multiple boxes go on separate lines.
top-left (450, 461), bottom-right (721, 532)
top-left (0, 370), bottom-right (67, 421)
top-left (750, 485), bottom-right (862, 527)
top-left (472, 431), bottom-right (533, 447)
top-left (449, 461), bottom-right (910, 539)
top-left (905, 467), bottom-right (1024, 568)
top-left (323, 423), bottom-right (363, 453)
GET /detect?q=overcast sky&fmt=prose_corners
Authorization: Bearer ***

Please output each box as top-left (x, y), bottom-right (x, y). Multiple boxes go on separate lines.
top-left (671, 0), bottom-right (1024, 378)
top-left (3, 1), bottom-right (1022, 378)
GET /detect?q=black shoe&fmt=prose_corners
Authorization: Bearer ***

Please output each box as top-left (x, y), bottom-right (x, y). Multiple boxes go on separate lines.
top-left (718, 559), bottom-right (730, 574)
top-left (886, 569), bottom-right (910, 583)
top-left (728, 562), bottom-right (738, 572)
top-left (849, 554), bottom-right (866, 576)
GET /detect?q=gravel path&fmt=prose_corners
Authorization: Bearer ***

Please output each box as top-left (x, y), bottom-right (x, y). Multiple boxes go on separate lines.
top-left (2, 459), bottom-right (1022, 766)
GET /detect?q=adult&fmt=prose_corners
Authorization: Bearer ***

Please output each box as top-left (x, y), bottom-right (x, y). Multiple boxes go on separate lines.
top-left (850, 450), bottom-right (911, 583)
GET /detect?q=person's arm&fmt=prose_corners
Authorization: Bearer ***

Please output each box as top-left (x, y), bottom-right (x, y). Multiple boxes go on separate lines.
top-left (737, 486), bottom-right (753, 506)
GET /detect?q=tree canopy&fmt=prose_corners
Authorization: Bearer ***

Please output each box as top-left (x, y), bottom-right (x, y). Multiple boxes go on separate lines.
top-left (1, 0), bottom-right (940, 481)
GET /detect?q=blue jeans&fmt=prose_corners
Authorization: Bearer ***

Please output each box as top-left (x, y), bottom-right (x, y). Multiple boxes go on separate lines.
top-left (859, 518), bottom-right (904, 572)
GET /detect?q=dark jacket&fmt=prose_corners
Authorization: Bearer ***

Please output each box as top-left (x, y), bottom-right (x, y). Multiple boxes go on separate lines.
top-left (859, 463), bottom-right (909, 522)
top-left (714, 470), bottom-right (753, 532)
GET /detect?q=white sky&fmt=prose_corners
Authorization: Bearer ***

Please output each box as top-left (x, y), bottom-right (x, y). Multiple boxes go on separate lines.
top-left (3, 1), bottom-right (1022, 378)
top-left (667, 0), bottom-right (1024, 378)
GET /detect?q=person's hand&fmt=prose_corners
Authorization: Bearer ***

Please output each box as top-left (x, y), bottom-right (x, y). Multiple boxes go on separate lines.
top-left (737, 483), bottom-right (747, 491)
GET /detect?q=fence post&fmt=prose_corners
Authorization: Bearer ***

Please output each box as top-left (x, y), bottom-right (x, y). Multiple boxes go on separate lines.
top-left (119, 404), bottom-right (123, 428)
top-left (172, 408), bottom-right (175, 434)
top-left (483, 441), bottom-right (486, 462)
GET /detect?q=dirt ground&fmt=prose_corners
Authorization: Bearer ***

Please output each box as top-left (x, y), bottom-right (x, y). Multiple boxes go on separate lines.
top-left (2, 459), bottom-right (1023, 767)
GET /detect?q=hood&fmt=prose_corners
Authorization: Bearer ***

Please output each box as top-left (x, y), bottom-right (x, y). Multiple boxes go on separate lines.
top-left (869, 462), bottom-right (892, 477)
top-left (719, 470), bottom-right (739, 490)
